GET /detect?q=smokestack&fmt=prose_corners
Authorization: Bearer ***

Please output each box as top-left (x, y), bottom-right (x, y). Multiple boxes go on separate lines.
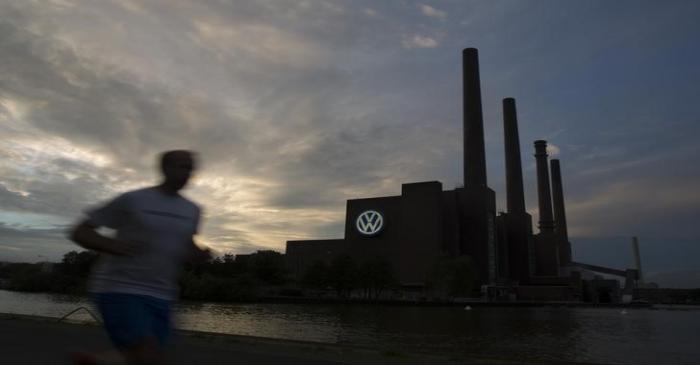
top-left (463, 48), bottom-right (487, 187)
top-left (550, 159), bottom-right (572, 263)
top-left (534, 140), bottom-right (555, 232)
top-left (503, 98), bottom-right (526, 213)
top-left (632, 236), bottom-right (644, 283)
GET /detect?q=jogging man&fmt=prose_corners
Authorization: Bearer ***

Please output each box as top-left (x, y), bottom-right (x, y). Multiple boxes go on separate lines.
top-left (70, 150), bottom-right (210, 365)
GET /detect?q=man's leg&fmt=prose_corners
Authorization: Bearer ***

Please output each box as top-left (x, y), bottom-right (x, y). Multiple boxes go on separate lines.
top-left (92, 293), bottom-right (166, 365)
top-left (122, 295), bottom-right (172, 365)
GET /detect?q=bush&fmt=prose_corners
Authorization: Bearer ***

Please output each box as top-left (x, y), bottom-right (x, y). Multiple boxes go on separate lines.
top-left (7, 265), bottom-right (53, 292)
top-left (301, 260), bottom-right (329, 290)
top-left (358, 257), bottom-right (397, 299)
top-left (180, 272), bottom-right (259, 302)
top-left (328, 255), bottom-right (359, 297)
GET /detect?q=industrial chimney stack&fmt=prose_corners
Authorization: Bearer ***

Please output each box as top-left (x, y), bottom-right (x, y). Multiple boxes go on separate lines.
top-left (459, 48), bottom-right (497, 285)
top-left (534, 140), bottom-right (555, 232)
top-left (463, 48), bottom-right (488, 188)
top-left (533, 140), bottom-right (559, 275)
top-left (502, 97), bottom-right (533, 282)
top-left (550, 159), bottom-right (572, 264)
top-left (503, 98), bottom-right (526, 214)
top-left (632, 236), bottom-right (644, 284)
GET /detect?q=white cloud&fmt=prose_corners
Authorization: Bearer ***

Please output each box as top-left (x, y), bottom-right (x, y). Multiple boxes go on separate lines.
top-left (546, 143), bottom-right (560, 156)
top-left (363, 8), bottom-right (378, 18)
top-left (402, 35), bottom-right (438, 49)
top-left (192, 20), bottom-right (328, 70)
top-left (419, 4), bottom-right (447, 19)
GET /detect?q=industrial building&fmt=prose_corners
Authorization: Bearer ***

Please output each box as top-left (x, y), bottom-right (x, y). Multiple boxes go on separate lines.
top-left (286, 48), bottom-right (639, 302)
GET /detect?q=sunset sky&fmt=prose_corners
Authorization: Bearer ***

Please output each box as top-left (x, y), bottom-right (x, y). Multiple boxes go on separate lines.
top-left (1, 1), bottom-right (699, 286)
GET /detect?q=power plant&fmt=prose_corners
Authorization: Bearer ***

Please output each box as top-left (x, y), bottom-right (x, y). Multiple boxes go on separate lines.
top-left (286, 48), bottom-right (639, 303)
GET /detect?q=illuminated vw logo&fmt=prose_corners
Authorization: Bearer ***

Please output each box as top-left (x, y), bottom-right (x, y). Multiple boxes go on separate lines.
top-left (356, 210), bottom-right (384, 236)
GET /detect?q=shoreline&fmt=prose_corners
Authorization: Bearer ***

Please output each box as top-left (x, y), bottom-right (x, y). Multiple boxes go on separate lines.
top-left (4, 287), bottom-right (698, 307)
top-left (253, 295), bottom-right (660, 308)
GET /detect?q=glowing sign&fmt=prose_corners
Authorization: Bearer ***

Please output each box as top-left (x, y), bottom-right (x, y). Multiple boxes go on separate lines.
top-left (356, 210), bottom-right (384, 236)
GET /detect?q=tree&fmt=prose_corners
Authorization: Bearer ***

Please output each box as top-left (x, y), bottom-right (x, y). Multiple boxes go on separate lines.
top-left (201, 252), bottom-right (247, 278)
top-left (60, 250), bottom-right (98, 277)
top-left (6, 263), bottom-right (52, 292)
top-left (328, 255), bottom-right (359, 297)
top-left (251, 250), bottom-right (287, 285)
top-left (358, 257), bottom-right (397, 300)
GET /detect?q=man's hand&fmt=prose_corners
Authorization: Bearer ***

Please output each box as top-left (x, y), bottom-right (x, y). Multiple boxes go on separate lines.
top-left (70, 220), bottom-right (142, 257)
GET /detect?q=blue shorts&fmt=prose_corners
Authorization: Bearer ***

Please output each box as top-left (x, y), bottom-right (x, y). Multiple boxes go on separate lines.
top-left (93, 292), bottom-right (172, 350)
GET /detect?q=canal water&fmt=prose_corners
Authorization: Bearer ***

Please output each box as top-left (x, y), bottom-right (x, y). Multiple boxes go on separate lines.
top-left (1, 290), bottom-right (698, 364)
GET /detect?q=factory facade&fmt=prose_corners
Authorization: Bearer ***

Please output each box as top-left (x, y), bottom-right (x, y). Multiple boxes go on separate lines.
top-left (287, 180), bottom-right (496, 286)
top-left (286, 48), bottom-right (637, 300)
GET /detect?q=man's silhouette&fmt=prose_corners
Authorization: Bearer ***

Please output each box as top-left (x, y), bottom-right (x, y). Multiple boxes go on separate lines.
top-left (70, 150), bottom-right (210, 365)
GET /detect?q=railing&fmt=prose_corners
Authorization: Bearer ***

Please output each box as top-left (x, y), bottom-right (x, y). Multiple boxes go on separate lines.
top-left (56, 306), bottom-right (102, 324)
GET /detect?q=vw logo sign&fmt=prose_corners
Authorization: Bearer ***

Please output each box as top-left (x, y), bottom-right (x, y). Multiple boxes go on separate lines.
top-left (356, 210), bottom-right (384, 236)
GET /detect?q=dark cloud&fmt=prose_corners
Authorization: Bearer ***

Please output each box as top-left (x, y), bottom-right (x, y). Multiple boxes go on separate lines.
top-left (0, 222), bottom-right (74, 262)
top-left (645, 269), bottom-right (700, 289)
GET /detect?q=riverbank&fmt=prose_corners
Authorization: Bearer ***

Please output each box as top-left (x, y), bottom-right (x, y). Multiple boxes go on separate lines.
top-left (256, 295), bottom-right (657, 308)
top-left (0, 313), bottom-right (601, 365)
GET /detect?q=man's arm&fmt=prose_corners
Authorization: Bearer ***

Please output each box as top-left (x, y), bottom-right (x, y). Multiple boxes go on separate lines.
top-left (187, 238), bottom-right (212, 264)
top-left (69, 220), bottom-right (140, 256)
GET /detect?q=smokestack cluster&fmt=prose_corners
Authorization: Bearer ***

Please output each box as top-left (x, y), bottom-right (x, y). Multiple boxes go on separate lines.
top-left (463, 47), bottom-right (576, 280)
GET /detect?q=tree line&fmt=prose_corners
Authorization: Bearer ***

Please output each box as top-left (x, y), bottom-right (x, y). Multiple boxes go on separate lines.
top-left (0, 250), bottom-right (98, 294)
top-left (301, 255), bottom-right (398, 299)
top-left (0, 250), bottom-right (478, 301)
top-left (0, 250), bottom-right (290, 301)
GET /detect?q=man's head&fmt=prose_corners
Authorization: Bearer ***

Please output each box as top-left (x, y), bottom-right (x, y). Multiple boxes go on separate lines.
top-left (159, 150), bottom-right (196, 192)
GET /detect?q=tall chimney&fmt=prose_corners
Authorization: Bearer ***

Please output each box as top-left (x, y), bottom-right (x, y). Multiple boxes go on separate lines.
top-left (463, 48), bottom-right (487, 187)
top-left (632, 236), bottom-right (644, 283)
top-left (503, 98), bottom-right (526, 213)
top-left (534, 140), bottom-right (555, 232)
top-left (550, 159), bottom-right (572, 263)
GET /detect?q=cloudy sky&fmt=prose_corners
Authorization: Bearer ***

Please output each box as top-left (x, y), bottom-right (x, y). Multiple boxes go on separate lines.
top-left (1, 1), bottom-right (698, 285)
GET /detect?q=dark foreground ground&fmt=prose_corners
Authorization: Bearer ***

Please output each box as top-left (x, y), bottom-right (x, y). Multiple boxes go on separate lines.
top-left (0, 314), bottom-right (602, 365)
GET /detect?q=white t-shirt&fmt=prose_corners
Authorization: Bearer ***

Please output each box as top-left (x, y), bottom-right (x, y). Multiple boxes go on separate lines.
top-left (86, 186), bottom-right (200, 300)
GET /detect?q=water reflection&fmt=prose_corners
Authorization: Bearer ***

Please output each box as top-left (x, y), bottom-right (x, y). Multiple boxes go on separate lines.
top-left (175, 303), bottom-right (344, 343)
top-left (0, 290), bottom-right (94, 321)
